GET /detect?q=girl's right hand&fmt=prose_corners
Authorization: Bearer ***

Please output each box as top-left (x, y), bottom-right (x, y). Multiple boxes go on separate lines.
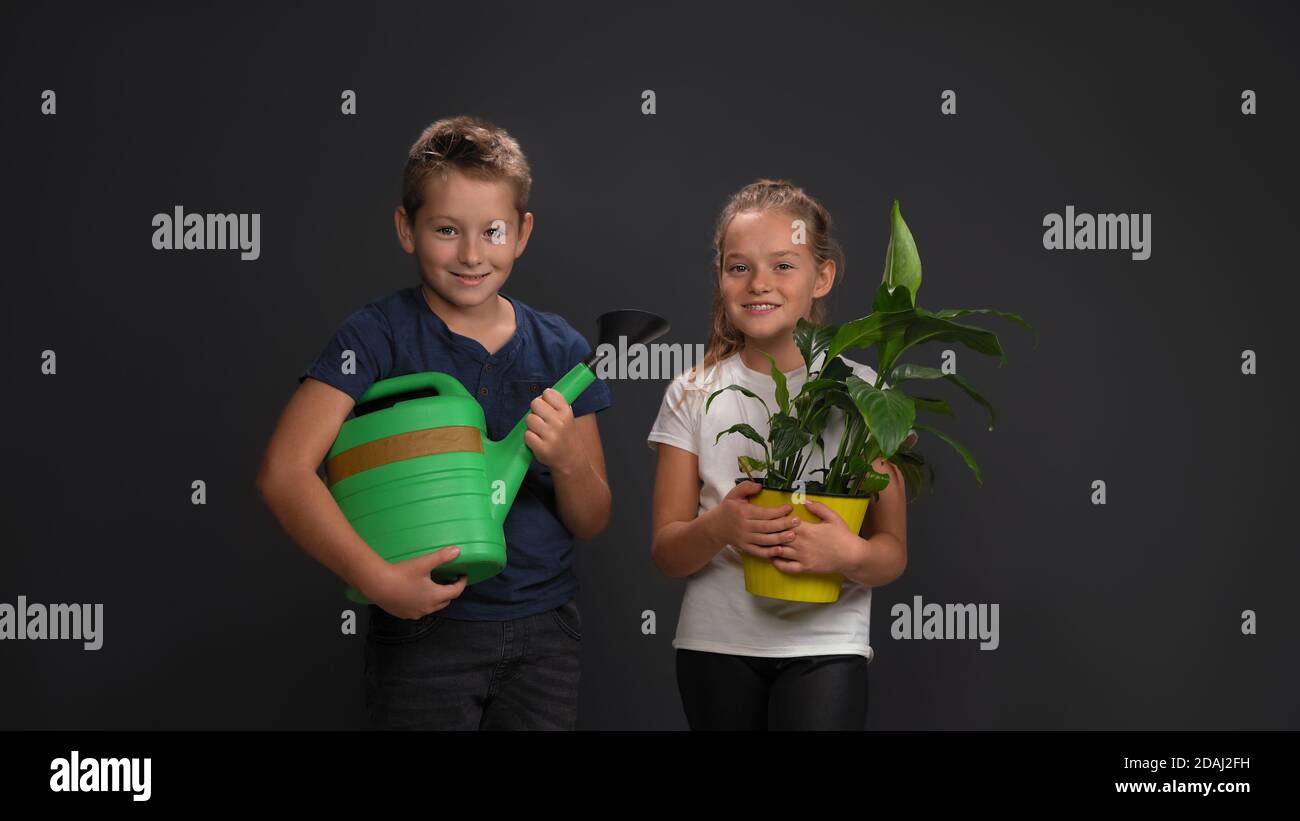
top-left (704, 481), bottom-right (801, 559)
top-left (365, 546), bottom-right (468, 620)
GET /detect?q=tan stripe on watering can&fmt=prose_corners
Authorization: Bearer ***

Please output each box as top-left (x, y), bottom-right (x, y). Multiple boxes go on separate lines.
top-left (326, 426), bottom-right (484, 486)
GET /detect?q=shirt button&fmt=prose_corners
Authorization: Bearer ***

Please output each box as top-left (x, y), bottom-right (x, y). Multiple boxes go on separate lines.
top-left (531, 384), bottom-right (540, 392)
top-left (485, 363), bottom-right (493, 370)
top-left (479, 387), bottom-right (489, 396)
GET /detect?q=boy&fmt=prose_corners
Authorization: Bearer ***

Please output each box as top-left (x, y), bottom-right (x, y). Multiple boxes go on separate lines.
top-left (255, 116), bottom-right (612, 730)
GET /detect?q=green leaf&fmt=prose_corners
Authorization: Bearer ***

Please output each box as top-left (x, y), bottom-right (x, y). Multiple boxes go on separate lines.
top-left (911, 396), bottom-right (954, 415)
top-left (895, 460), bottom-right (919, 500)
top-left (897, 310), bottom-right (1008, 367)
top-left (845, 375), bottom-right (916, 457)
top-left (797, 378), bottom-right (841, 396)
top-left (893, 459), bottom-right (924, 501)
top-left (714, 423), bottom-right (770, 458)
top-left (887, 362), bottom-right (998, 431)
top-left (858, 468), bottom-right (892, 495)
top-left (932, 307), bottom-right (1039, 349)
top-left (823, 388), bottom-right (856, 414)
top-left (882, 200), bottom-right (921, 304)
top-left (737, 455), bottom-right (768, 478)
top-left (794, 317), bottom-right (817, 366)
top-left (872, 279), bottom-right (913, 313)
top-left (794, 319), bottom-right (838, 374)
top-left (847, 453), bottom-right (868, 475)
top-left (904, 450), bottom-right (936, 496)
top-left (768, 414), bottom-right (813, 462)
top-left (819, 356), bottom-right (853, 384)
top-left (706, 384), bottom-right (772, 416)
top-left (794, 382), bottom-right (840, 426)
top-left (801, 403), bottom-right (835, 440)
top-left (908, 449), bottom-right (937, 495)
top-left (871, 281), bottom-right (913, 378)
top-left (913, 423), bottom-right (982, 485)
top-left (826, 309), bottom-right (917, 363)
top-left (758, 350), bottom-right (790, 415)
top-left (892, 449), bottom-right (936, 501)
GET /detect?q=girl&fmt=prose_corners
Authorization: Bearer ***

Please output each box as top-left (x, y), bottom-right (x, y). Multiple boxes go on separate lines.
top-left (647, 179), bottom-right (910, 731)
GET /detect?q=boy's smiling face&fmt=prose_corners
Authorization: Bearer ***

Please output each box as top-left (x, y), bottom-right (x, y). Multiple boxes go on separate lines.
top-left (395, 167), bottom-right (533, 310)
top-left (719, 208), bottom-right (835, 346)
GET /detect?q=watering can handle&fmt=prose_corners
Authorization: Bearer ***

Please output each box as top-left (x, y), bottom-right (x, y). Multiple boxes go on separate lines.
top-left (355, 372), bottom-right (474, 405)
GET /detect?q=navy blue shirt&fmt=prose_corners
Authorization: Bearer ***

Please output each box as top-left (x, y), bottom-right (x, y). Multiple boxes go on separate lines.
top-left (299, 286), bottom-right (612, 620)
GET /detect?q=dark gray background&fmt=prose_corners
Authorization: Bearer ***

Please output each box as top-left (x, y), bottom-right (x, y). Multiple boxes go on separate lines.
top-left (2, 1), bottom-right (1296, 729)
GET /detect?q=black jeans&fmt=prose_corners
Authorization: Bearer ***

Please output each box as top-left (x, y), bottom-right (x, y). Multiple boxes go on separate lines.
top-left (363, 600), bottom-right (582, 730)
top-left (676, 648), bottom-right (870, 730)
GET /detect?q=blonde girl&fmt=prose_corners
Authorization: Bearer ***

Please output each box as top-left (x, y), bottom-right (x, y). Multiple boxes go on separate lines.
top-left (647, 180), bottom-right (910, 730)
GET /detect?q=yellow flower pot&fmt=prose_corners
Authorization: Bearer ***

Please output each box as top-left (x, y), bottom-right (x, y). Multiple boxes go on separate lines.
top-left (742, 485), bottom-right (872, 603)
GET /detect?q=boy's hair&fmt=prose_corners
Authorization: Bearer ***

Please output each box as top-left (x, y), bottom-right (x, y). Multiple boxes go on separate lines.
top-left (691, 179), bottom-right (846, 380)
top-left (401, 115), bottom-right (532, 225)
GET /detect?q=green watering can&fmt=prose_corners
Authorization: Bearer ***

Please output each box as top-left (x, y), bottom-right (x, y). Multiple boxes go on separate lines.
top-left (326, 309), bottom-right (670, 603)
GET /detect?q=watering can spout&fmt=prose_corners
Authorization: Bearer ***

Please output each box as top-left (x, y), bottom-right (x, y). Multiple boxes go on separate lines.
top-left (484, 309), bottom-right (671, 522)
top-left (484, 363), bottom-right (594, 522)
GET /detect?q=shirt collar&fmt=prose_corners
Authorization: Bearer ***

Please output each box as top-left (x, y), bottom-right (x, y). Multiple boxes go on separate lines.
top-left (415, 285), bottom-right (524, 364)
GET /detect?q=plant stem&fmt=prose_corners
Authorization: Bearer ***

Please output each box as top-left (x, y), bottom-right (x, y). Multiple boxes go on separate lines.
top-left (826, 411), bottom-right (859, 491)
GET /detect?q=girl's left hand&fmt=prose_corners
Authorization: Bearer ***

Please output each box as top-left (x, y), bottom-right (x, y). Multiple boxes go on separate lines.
top-left (769, 499), bottom-right (865, 575)
top-left (524, 388), bottom-right (585, 474)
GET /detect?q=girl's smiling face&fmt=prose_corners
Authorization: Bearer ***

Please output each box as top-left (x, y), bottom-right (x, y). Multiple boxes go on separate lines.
top-left (719, 209), bottom-right (836, 345)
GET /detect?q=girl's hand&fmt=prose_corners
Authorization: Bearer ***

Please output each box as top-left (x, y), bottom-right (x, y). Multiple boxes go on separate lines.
top-left (704, 481), bottom-right (802, 559)
top-left (524, 388), bottom-right (585, 474)
top-left (769, 499), bottom-right (865, 575)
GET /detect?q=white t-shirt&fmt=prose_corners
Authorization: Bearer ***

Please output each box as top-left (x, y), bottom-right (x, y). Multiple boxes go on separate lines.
top-left (646, 351), bottom-right (881, 661)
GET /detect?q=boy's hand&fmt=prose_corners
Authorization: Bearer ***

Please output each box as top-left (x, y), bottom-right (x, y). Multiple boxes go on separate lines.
top-left (523, 388), bottom-right (585, 474)
top-left (366, 546), bottom-right (468, 620)
top-left (704, 481), bottom-right (801, 560)
top-left (769, 499), bottom-right (864, 575)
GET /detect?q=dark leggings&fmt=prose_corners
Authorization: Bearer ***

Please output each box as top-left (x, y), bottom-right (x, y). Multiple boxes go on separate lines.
top-left (675, 648), bottom-right (870, 730)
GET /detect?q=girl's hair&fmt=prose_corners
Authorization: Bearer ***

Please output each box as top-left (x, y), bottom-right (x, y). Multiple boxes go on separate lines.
top-left (691, 179), bottom-right (846, 381)
top-left (401, 115), bottom-right (532, 225)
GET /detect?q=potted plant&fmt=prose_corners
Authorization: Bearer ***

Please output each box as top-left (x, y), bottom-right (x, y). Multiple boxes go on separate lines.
top-left (707, 200), bottom-right (1038, 603)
